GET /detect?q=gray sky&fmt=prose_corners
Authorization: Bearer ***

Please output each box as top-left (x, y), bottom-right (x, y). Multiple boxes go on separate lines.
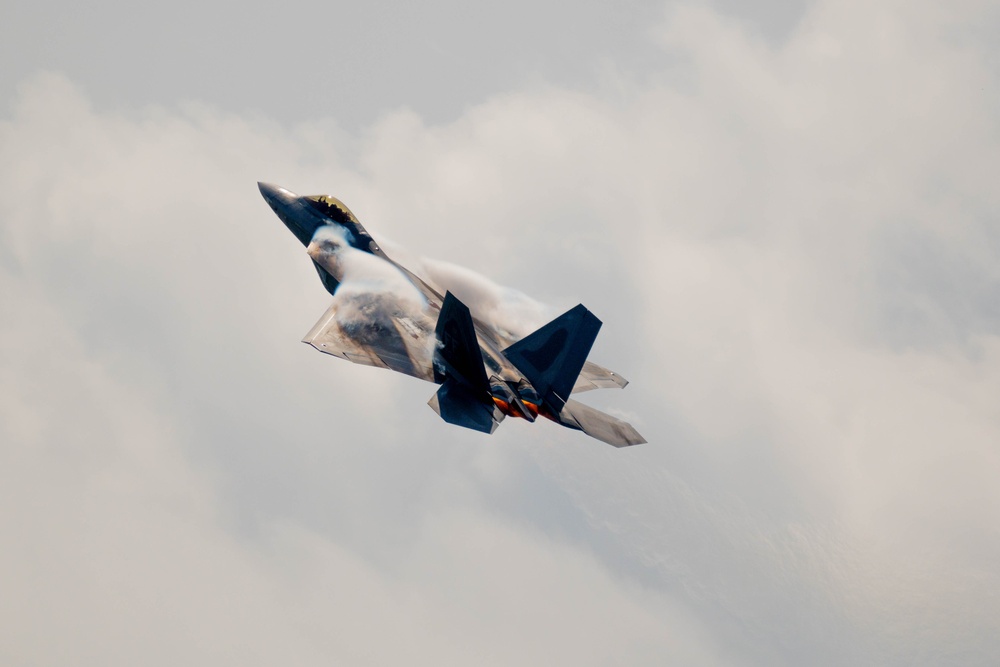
top-left (2, 1), bottom-right (999, 665)
top-left (0, 0), bottom-right (809, 128)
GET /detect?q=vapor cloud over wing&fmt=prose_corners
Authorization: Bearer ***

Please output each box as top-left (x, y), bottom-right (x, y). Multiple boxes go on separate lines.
top-left (379, 237), bottom-right (551, 344)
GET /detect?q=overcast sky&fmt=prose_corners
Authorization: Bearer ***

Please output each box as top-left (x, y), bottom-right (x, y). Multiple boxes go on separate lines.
top-left (2, 1), bottom-right (999, 665)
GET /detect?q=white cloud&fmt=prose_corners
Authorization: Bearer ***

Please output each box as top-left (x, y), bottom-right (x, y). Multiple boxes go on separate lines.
top-left (2, 0), bottom-right (999, 663)
top-left (0, 74), bottom-right (729, 666)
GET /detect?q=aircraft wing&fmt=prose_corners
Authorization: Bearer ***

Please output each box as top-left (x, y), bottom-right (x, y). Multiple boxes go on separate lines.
top-left (301, 299), bottom-right (435, 382)
top-left (572, 361), bottom-right (629, 393)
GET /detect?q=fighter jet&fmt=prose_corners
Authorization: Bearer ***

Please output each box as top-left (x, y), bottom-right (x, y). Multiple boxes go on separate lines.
top-left (258, 182), bottom-right (645, 447)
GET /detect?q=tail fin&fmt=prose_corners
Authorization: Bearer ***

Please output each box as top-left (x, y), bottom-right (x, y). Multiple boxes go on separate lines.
top-left (502, 305), bottom-right (601, 414)
top-left (428, 292), bottom-right (503, 434)
top-left (434, 292), bottom-right (490, 390)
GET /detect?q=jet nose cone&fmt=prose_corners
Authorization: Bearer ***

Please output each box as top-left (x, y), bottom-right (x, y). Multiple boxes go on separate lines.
top-left (258, 181), bottom-right (281, 203)
top-left (258, 182), bottom-right (298, 213)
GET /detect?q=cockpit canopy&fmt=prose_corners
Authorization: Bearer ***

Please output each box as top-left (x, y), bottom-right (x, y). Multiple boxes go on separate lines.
top-left (304, 195), bottom-right (361, 227)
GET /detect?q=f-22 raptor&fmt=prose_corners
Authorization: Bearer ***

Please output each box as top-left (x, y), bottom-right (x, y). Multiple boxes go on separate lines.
top-left (258, 182), bottom-right (645, 447)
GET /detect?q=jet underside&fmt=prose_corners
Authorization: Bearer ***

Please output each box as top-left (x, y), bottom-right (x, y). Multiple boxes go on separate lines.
top-left (258, 182), bottom-right (645, 447)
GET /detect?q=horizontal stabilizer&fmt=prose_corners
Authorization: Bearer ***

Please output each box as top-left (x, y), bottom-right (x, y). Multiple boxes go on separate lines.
top-left (503, 305), bottom-right (601, 413)
top-left (429, 378), bottom-right (504, 434)
top-left (557, 399), bottom-right (645, 448)
top-left (573, 361), bottom-right (629, 393)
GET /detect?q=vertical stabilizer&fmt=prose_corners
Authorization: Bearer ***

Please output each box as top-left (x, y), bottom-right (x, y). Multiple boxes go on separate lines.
top-left (502, 305), bottom-right (601, 414)
top-left (428, 292), bottom-right (504, 434)
top-left (434, 292), bottom-right (490, 389)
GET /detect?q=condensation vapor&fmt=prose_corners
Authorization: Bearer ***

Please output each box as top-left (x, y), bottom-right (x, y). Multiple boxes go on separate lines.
top-left (379, 239), bottom-right (550, 344)
top-left (307, 225), bottom-right (437, 369)
top-left (306, 228), bottom-right (552, 376)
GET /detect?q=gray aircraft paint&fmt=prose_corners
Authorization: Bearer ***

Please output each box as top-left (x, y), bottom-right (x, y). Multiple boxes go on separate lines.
top-left (258, 182), bottom-right (643, 447)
